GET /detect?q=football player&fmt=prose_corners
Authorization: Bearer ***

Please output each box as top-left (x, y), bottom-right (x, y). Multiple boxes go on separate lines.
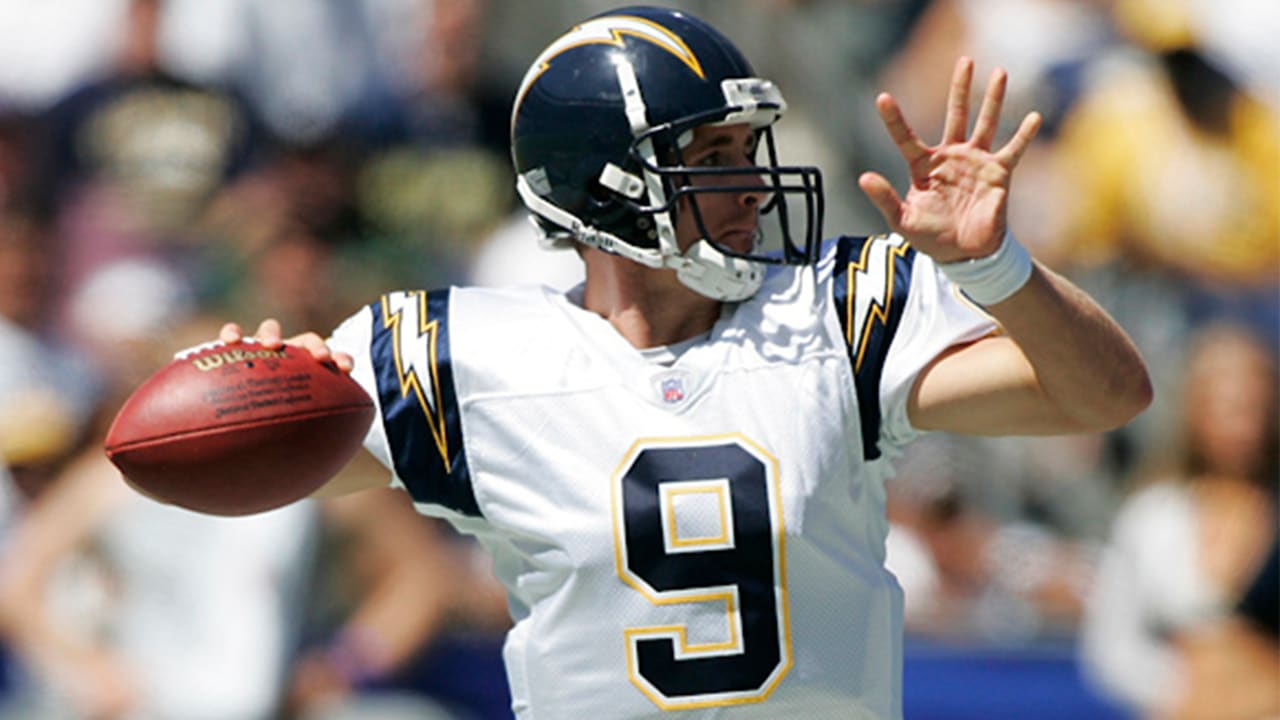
top-left (218, 6), bottom-right (1152, 718)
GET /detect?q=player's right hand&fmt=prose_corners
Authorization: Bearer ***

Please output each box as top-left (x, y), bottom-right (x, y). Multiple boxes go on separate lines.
top-left (218, 319), bottom-right (355, 373)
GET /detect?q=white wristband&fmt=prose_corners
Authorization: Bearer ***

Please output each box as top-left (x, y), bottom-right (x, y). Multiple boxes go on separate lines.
top-left (936, 232), bottom-right (1033, 306)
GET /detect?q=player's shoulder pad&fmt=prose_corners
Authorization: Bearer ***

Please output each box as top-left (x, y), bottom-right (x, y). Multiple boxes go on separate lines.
top-left (827, 234), bottom-right (918, 461)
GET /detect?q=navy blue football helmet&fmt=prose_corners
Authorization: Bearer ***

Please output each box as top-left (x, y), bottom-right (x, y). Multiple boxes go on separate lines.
top-left (510, 6), bottom-right (823, 301)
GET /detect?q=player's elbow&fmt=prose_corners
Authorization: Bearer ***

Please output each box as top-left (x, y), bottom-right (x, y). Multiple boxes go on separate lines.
top-left (1113, 363), bottom-right (1154, 426)
top-left (1128, 371), bottom-right (1155, 419)
top-left (1084, 365), bottom-right (1154, 432)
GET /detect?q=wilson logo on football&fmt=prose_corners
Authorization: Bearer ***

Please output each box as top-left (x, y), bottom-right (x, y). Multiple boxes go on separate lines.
top-left (190, 348), bottom-right (288, 372)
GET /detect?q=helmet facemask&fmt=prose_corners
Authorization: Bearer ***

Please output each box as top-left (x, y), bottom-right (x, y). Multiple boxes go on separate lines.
top-left (629, 97), bottom-right (825, 264)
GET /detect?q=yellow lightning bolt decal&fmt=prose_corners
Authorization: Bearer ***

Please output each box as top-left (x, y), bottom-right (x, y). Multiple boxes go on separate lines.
top-left (380, 292), bottom-right (451, 473)
top-left (513, 15), bottom-right (705, 118)
top-left (844, 235), bottom-right (913, 372)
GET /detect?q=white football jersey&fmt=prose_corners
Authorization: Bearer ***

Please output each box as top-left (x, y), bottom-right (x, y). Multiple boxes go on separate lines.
top-left (328, 234), bottom-right (995, 719)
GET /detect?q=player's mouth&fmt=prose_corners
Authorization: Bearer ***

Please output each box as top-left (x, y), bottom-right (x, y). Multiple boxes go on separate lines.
top-left (716, 226), bottom-right (759, 255)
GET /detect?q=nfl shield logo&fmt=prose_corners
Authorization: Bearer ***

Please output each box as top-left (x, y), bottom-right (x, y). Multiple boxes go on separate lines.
top-left (661, 377), bottom-right (685, 403)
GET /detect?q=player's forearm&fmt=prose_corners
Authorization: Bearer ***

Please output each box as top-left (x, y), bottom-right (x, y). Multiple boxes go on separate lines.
top-left (340, 547), bottom-right (454, 677)
top-left (0, 590), bottom-right (92, 688)
top-left (983, 263), bottom-right (1152, 432)
top-left (320, 491), bottom-right (457, 682)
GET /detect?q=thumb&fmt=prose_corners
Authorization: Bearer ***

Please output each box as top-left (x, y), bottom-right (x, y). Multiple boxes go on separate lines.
top-left (858, 172), bottom-right (903, 231)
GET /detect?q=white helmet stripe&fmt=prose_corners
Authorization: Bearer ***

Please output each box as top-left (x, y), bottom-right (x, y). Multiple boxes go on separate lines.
top-left (615, 56), bottom-right (649, 135)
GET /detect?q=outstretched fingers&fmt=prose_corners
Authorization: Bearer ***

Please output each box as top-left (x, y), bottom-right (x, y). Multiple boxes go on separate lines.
top-left (875, 93), bottom-right (929, 168)
top-left (858, 171), bottom-right (904, 231)
top-left (942, 57), bottom-right (974, 144)
top-left (971, 67), bottom-right (1007, 150)
top-left (996, 111), bottom-right (1043, 168)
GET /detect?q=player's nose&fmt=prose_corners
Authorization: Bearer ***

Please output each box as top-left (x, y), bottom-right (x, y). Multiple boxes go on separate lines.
top-left (738, 173), bottom-right (773, 210)
top-left (720, 164), bottom-right (770, 209)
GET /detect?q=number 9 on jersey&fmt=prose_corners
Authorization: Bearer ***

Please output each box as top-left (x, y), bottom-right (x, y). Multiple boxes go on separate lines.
top-left (611, 435), bottom-right (792, 710)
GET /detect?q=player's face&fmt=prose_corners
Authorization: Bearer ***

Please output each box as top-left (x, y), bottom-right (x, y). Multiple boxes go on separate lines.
top-left (673, 123), bottom-right (769, 255)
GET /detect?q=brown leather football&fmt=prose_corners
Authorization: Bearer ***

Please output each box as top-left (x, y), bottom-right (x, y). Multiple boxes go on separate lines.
top-left (104, 341), bottom-right (374, 515)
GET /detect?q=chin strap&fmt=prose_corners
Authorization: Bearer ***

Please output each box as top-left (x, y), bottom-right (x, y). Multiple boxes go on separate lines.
top-left (676, 240), bottom-right (765, 302)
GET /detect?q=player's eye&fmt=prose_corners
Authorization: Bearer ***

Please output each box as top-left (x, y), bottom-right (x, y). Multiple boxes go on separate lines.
top-left (694, 151), bottom-right (721, 167)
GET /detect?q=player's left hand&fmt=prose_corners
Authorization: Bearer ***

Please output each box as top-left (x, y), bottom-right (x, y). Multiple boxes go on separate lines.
top-left (859, 57), bottom-right (1041, 264)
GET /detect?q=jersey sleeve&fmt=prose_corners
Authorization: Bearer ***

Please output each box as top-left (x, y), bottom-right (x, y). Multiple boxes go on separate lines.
top-left (827, 234), bottom-right (997, 460)
top-left (327, 289), bottom-right (480, 518)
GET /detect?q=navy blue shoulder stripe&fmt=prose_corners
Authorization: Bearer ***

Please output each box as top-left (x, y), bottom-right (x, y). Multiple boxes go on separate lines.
top-left (369, 289), bottom-right (479, 516)
top-left (830, 235), bottom-right (917, 461)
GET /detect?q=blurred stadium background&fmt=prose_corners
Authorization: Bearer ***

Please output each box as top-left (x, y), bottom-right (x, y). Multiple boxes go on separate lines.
top-left (0, 1), bottom-right (1274, 718)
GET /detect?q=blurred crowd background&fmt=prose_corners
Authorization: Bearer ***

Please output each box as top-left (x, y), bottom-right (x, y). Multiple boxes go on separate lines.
top-left (0, 0), bottom-right (1274, 718)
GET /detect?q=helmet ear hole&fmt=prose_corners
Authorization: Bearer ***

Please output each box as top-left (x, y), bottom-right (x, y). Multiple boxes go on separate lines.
top-left (586, 180), bottom-right (615, 204)
top-left (582, 181), bottom-right (653, 247)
